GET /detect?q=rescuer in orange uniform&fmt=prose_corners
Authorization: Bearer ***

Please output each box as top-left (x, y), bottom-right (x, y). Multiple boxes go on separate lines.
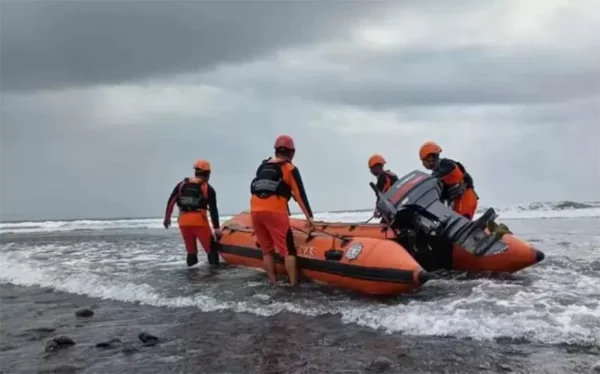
top-left (164, 160), bottom-right (223, 267)
top-left (368, 154), bottom-right (399, 222)
top-left (419, 142), bottom-right (479, 220)
top-left (249, 135), bottom-right (315, 286)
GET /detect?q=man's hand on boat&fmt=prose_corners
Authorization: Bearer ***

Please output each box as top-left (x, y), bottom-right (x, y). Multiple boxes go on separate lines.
top-left (306, 217), bottom-right (316, 232)
top-left (213, 228), bottom-right (223, 241)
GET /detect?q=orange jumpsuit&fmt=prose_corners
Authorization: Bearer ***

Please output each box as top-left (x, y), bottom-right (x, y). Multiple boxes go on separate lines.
top-left (164, 178), bottom-right (221, 256)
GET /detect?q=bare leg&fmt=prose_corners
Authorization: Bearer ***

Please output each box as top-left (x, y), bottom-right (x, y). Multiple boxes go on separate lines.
top-left (263, 253), bottom-right (277, 283)
top-left (285, 255), bottom-right (298, 286)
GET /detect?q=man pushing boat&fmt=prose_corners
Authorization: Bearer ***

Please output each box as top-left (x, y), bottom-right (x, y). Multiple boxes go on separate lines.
top-left (249, 135), bottom-right (315, 286)
top-left (418, 142), bottom-right (511, 236)
top-left (418, 141), bottom-right (479, 220)
top-left (163, 160), bottom-right (223, 267)
top-left (367, 153), bottom-right (399, 223)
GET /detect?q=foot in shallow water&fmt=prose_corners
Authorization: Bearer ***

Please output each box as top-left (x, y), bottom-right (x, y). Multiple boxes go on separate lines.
top-left (206, 251), bottom-right (220, 266)
top-left (265, 274), bottom-right (302, 289)
top-left (186, 254), bottom-right (198, 267)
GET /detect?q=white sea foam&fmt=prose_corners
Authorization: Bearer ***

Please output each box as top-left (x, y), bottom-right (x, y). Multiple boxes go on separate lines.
top-left (1, 218), bottom-right (599, 346)
top-left (1, 200), bottom-right (599, 235)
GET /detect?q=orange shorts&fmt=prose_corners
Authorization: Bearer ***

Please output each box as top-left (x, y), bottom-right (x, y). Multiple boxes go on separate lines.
top-left (179, 226), bottom-right (212, 255)
top-left (250, 211), bottom-right (296, 256)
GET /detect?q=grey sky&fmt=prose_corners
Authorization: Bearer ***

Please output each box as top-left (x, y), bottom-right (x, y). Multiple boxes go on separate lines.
top-left (1, 0), bottom-right (599, 221)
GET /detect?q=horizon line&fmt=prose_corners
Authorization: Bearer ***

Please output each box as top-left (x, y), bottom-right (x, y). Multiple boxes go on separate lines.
top-left (1, 199), bottom-right (598, 224)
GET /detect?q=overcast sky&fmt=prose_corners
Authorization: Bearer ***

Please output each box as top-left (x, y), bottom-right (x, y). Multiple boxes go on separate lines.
top-left (1, 0), bottom-right (599, 221)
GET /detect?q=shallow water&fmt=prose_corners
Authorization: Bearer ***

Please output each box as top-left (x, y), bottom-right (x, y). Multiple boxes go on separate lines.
top-left (1, 216), bottom-right (599, 373)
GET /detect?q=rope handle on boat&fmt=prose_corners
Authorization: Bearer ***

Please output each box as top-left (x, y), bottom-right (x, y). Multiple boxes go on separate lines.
top-left (222, 223), bottom-right (254, 234)
top-left (222, 222), bottom-right (349, 242)
top-left (291, 226), bottom-right (352, 248)
top-left (222, 223), bottom-right (355, 253)
top-left (224, 219), bottom-right (395, 244)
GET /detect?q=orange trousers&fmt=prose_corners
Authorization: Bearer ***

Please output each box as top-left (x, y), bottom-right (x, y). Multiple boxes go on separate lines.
top-left (179, 225), bottom-right (213, 255)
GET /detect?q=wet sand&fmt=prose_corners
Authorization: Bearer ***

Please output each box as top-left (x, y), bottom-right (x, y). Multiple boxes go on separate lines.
top-left (2, 283), bottom-right (599, 374)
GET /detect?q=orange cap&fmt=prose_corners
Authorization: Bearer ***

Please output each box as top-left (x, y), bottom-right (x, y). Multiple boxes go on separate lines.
top-left (193, 159), bottom-right (211, 172)
top-left (274, 135), bottom-right (295, 150)
top-left (368, 154), bottom-right (386, 168)
top-left (419, 141), bottom-right (442, 160)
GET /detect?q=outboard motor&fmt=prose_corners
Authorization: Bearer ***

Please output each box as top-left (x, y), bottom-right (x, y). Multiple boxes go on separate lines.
top-left (370, 170), bottom-right (508, 257)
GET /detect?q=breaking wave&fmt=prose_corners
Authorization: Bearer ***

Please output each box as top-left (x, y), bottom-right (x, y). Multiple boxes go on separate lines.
top-left (1, 244), bottom-right (598, 346)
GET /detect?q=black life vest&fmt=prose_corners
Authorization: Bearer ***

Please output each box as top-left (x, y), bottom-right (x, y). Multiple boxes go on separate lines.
top-left (438, 160), bottom-right (478, 203)
top-left (381, 171), bottom-right (399, 193)
top-left (455, 161), bottom-right (474, 189)
top-left (177, 178), bottom-right (209, 212)
top-left (250, 158), bottom-right (292, 199)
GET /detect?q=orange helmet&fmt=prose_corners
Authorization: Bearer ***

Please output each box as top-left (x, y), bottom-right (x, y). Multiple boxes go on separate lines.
top-left (274, 135), bottom-right (295, 150)
top-left (419, 141), bottom-right (442, 160)
top-left (193, 159), bottom-right (211, 172)
top-left (368, 154), bottom-right (386, 168)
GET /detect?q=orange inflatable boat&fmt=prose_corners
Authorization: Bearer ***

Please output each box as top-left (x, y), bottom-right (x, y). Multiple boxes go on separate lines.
top-left (218, 220), bottom-right (429, 296)
top-left (218, 170), bottom-right (544, 295)
top-left (222, 211), bottom-right (543, 275)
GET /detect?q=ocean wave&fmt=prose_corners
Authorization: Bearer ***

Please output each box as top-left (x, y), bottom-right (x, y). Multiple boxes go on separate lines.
top-left (1, 250), bottom-right (598, 346)
top-left (1, 200), bottom-right (598, 235)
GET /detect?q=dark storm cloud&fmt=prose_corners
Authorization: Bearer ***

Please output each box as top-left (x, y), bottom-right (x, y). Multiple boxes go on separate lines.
top-left (186, 0), bottom-right (600, 109)
top-left (0, 0), bottom-right (389, 92)
top-left (201, 44), bottom-right (600, 109)
top-left (1, 0), bottom-right (599, 222)
top-left (314, 47), bottom-right (600, 108)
